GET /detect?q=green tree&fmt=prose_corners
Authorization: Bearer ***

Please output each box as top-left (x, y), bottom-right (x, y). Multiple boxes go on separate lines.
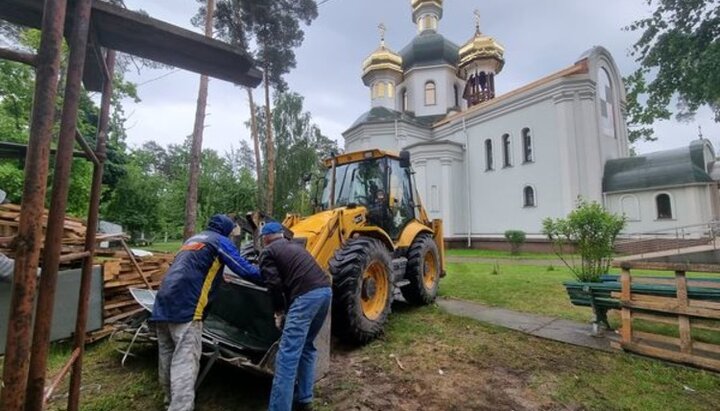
top-left (0, 60), bottom-right (34, 143)
top-left (542, 199), bottom-right (626, 282)
top-left (252, 91), bottom-right (337, 217)
top-left (116, 138), bottom-right (258, 240)
top-left (103, 162), bottom-right (163, 237)
top-left (208, 0), bottom-right (319, 214)
top-left (625, 0), bottom-right (720, 142)
top-left (0, 28), bottom-right (139, 214)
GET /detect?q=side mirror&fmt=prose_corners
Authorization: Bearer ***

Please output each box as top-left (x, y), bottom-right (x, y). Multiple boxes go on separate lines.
top-left (399, 150), bottom-right (411, 168)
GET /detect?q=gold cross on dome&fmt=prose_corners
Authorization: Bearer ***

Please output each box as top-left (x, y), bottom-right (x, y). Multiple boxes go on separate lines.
top-left (378, 22), bottom-right (387, 44)
top-left (474, 9), bottom-right (481, 32)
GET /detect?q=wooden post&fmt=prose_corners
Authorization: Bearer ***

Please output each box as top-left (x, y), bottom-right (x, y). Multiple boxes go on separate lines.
top-left (676, 270), bottom-right (692, 354)
top-left (620, 267), bottom-right (633, 344)
top-left (120, 239), bottom-right (153, 289)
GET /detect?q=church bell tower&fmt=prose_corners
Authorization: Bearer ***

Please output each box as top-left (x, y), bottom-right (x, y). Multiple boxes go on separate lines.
top-left (458, 10), bottom-right (505, 107)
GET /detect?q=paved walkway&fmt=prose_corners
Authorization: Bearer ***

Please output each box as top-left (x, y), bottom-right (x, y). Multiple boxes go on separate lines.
top-left (438, 298), bottom-right (617, 352)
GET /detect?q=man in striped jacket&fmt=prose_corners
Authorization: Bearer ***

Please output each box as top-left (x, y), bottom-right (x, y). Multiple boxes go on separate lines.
top-left (152, 214), bottom-right (261, 411)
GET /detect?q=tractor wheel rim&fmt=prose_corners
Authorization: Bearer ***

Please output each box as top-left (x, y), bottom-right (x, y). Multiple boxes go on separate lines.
top-left (361, 261), bottom-right (388, 320)
top-left (422, 251), bottom-right (438, 289)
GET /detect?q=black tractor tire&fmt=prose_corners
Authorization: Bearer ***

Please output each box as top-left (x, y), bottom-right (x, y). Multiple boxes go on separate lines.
top-left (329, 237), bottom-right (393, 344)
top-left (401, 233), bottom-right (441, 305)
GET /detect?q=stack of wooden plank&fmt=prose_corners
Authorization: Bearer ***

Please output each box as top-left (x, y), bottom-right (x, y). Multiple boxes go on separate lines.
top-left (85, 251), bottom-right (175, 341)
top-left (99, 251), bottom-right (173, 320)
top-left (0, 203), bottom-right (88, 259)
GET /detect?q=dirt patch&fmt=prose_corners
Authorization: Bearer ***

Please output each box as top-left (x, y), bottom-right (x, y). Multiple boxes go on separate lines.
top-left (316, 337), bottom-right (572, 411)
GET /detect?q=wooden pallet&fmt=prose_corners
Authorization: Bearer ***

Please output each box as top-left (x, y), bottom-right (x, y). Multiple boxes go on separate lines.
top-left (611, 268), bottom-right (720, 371)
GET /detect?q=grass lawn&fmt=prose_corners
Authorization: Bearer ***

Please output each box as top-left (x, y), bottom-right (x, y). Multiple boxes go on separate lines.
top-left (440, 262), bottom-right (592, 322)
top-left (440, 262), bottom-right (720, 344)
top-left (36, 306), bottom-right (720, 411)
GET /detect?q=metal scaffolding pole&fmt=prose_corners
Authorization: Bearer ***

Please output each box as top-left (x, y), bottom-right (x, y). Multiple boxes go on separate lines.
top-left (24, 0), bottom-right (94, 409)
top-left (67, 48), bottom-right (116, 411)
top-left (0, 1), bottom-right (68, 410)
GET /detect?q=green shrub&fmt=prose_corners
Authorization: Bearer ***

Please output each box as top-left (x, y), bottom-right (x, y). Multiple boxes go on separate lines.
top-left (504, 230), bottom-right (526, 255)
top-left (542, 199), bottom-right (626, 282)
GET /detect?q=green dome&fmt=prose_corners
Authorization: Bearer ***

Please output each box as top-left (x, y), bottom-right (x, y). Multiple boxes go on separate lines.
top-left (400, 31), bottom-right (459, 71)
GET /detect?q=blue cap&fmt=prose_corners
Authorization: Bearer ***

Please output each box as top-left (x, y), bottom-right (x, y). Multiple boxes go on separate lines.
top-left (261, 222), bottom-right (284, 236)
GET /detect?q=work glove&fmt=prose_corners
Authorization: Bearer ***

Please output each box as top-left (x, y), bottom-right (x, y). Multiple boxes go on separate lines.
top-left (274, 312), bottom-right (285, 331)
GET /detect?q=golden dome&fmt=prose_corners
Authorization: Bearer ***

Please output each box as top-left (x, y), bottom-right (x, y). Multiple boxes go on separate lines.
top-left (458, 30), bottom-right (505, 73)
top-left (362, 43), bottom-right (403, 79)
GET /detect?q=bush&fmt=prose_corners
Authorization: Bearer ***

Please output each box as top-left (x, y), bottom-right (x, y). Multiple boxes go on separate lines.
top-left (504, 230), bottom-right (526, 255)
top-left (542, 199), bottom-right (626, 282)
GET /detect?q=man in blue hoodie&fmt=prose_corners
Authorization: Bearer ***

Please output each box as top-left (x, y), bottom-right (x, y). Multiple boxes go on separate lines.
top-left (152, 214), bottom-right (261, 411)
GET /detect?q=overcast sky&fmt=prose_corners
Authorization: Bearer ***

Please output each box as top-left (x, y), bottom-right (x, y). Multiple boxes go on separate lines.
top-left (119, 0), bottom-right (718, 156)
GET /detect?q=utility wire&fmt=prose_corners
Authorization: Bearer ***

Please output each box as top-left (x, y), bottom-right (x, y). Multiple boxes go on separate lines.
top-left (136, 69), bottom-right (181, 87)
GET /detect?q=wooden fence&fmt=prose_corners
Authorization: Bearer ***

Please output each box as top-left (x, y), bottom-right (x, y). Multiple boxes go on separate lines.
top-left (610, 262), bottom-right (720, 371)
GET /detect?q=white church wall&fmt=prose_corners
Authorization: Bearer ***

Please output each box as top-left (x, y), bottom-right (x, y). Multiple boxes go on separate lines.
top-left (462, 98), bottom-right (568, 235)
top-left (406, 141), bottom-right (464, 232)
top-left (449, 159), bottom-right (468, 236)
top-left (711, 185), bottom-right (720, 221)
top-left (606, 185), bottom-right (716, 233)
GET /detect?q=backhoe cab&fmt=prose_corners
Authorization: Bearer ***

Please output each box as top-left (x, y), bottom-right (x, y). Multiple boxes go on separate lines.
top-left (278, 149), bottom-right (446, 344)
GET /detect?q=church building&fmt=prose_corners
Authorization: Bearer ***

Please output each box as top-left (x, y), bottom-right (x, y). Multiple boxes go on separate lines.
top-left (343, 0), bottom-right (720, 246)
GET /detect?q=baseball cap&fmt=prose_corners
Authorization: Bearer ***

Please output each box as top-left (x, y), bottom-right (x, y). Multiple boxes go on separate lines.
top-left (261, 221), bottom-right (284, 236)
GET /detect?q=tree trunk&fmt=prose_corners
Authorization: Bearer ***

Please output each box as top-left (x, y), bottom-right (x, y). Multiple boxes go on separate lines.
top-left (183, 0), bottom-right (215, 241)
top-left (263, 63), bottom-right (275, 216)
top-left (246, 87), bottom-right (263, 208)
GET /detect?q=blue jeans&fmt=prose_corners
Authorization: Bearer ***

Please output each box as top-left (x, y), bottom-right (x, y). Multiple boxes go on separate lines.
top-left (268, 287), bottom-right (332, 411)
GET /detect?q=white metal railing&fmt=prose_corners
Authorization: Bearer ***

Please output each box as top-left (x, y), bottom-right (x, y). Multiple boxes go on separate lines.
top-left (615, 220), bottom-right (720, 258)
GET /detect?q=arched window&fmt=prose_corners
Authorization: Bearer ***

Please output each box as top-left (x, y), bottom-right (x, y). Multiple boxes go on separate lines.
top-left (522, 127), bottom-right (533, 163)
top-left (502, 134), bottom-right (511, 167)
top-left (387, 82), bottom-right (394, 98)
top-left (453, 84), bottom-right (459, 108)
top-left (377, 82), bottom-right (386, 98)
top-left (401, 89), bottom-right (408, 111)
top-left (598, 67), bottom-right (616, 138)
top-left (523, 186), bottom-right (536, 207)
top-left (425, 81), bottom-right (436, 106)
top-left (656, 193), bottom-right (673, 219)
top-left (485, 139), bottom-right (493, 171)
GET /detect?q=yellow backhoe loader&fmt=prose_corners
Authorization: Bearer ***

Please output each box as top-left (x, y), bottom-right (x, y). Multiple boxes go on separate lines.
top-left (254, 149), bottom-right (446, 344)
top-left (121, 149), bottom-right (447, 386)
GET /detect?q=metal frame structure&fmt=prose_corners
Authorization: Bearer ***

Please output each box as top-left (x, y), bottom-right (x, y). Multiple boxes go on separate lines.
top-left (0, 1), bottom-right (261, 410)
